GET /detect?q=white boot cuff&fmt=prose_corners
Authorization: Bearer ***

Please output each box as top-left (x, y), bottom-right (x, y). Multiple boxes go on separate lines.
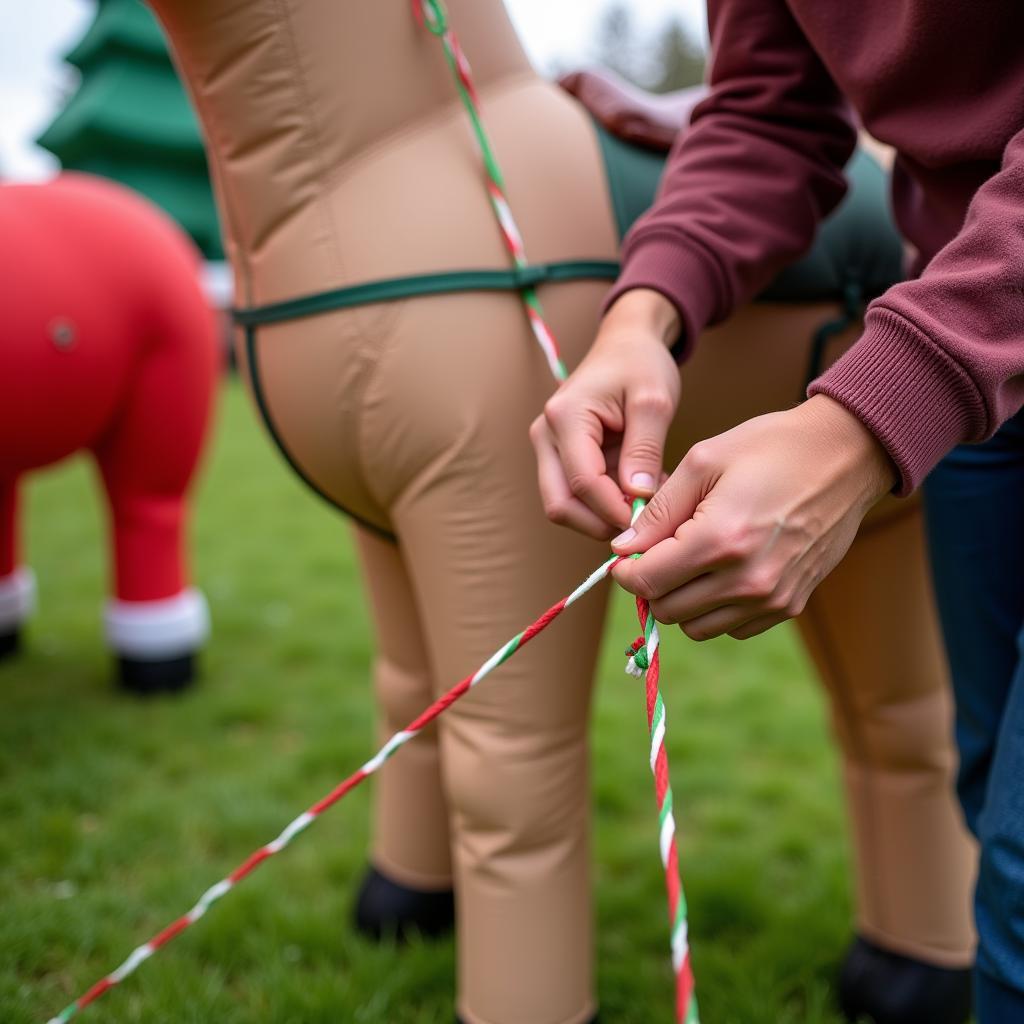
top-left (0, 567), bottom-right (37, 629)
top-left (103, 588), bottom-right (210, 659)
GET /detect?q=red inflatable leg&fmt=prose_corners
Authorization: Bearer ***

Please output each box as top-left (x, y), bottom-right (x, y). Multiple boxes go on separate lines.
top-left (0, 478), bottom-right (34, 656)
top-left (1, 478), bottom-right (16, 579)
top-left (91, 258), bottom-right (218, 686)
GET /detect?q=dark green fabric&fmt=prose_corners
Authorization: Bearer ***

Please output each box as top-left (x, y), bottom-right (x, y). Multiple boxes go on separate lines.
top-left (234, 260), bottom-right (620, 327)
top-left (594, 121), bottom-right (904, 304)
top-left (761, 149), bottom-right (904, 302)
top-left (592, 122), bottom-right (668, 246)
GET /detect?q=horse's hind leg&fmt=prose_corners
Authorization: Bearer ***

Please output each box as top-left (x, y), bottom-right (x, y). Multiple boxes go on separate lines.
top-left (350, 524), bottom-right (455, 938)
top-left (796, 500), bottom-right (976, 1024)
top-left (0, 477), bottom-right (35, 658)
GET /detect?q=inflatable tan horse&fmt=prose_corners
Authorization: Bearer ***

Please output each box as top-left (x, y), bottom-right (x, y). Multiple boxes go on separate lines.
top-left (149, 1), bottom-right (974, 1021)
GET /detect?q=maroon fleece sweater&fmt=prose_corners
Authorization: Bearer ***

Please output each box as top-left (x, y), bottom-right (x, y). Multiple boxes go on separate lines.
top-left (607, 0), bottom-right (1024, 493)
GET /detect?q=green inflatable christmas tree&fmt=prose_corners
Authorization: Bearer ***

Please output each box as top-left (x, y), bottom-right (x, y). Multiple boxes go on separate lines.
top-left (38, 0), bottom-right (223, 259)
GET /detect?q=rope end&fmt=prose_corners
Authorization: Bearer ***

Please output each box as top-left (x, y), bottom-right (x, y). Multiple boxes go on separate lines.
top-left (624, 636), bottom-right (649, 677)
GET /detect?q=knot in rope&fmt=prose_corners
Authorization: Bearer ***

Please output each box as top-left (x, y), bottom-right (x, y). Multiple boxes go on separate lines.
top-left (625, 636), bottom-right (649, 677)
top-left (622, 498), bottom-right (653, 679)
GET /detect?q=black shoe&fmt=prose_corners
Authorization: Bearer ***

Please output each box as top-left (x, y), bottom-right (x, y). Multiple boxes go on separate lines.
top-left (117, 653), bottom-right (197, 695)
top-left (354, 865), bottom-right (455, 942)
top-left (838, 935), bottom-right (972, 1024)
top-left (0, 627), bottom-right (21, 659)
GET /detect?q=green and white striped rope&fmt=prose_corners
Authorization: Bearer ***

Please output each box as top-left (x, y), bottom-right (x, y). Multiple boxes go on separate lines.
top-left (415, 0), bottom-right (569, 381)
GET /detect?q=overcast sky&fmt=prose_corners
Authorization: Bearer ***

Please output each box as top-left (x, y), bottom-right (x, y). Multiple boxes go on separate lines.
top-left (0, 0), bottom-right (707, 180)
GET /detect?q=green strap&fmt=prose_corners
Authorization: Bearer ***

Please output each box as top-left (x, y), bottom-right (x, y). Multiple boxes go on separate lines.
top-left (233, 260), bottom-right (620, 327)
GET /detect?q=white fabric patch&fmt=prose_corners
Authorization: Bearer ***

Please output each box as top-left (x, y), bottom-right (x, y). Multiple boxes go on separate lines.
top-left (0, 567), bottom-right (36, 628)
top-left (103, 588), bottom-right (210, 658)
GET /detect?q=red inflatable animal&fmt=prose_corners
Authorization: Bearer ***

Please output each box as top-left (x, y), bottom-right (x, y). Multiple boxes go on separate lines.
top-left (0, 173), bottom-right (218, 693)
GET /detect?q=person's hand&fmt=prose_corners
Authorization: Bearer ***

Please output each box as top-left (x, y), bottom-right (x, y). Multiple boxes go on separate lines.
top-left (611, 395), bottom-right (896, 639)
top-left (530, 289), bottom-right (682, 539)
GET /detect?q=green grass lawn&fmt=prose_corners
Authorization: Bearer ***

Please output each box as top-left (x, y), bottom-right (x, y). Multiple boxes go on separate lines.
top-left (2, 381), bottom-right (855, 1023)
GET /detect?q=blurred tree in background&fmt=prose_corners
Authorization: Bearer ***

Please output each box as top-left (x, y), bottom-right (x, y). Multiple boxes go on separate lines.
top-left (593, 4), bottom-right (648, 85)
top-left (651, 18), bottom-right (705, 92)
top-left (37, 0), bottom-right (223, 258)
top-left (593, 2), bottom-right (705, 93)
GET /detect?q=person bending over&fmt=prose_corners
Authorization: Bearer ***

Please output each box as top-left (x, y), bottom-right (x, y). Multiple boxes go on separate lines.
top-left (531, 3), bottom-right (1024, 1021)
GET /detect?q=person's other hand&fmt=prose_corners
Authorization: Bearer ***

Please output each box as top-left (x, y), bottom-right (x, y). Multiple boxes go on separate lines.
top-left (530, 289), bottom-right (682, 540)
top-left (611, 395), bottom-right (896, 639)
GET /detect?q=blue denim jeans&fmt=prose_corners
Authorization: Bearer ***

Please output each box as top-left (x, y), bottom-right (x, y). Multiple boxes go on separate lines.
top-left (924, 407), bottom-right (1024, 1022)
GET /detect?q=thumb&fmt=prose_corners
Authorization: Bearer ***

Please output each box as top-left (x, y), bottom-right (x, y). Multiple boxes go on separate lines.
top-left (618, 390), bottom-right (675, 498)
top-left (611, 446), bottom-right (708, 555)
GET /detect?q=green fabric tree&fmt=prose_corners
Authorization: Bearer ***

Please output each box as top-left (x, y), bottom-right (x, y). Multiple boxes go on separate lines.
top-left (38, 0), bottom-right (223, 259)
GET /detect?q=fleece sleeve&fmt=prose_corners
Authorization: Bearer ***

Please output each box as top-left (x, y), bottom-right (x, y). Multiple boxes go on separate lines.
top-left (604, 0), bottom-right (857, 354)
top-left (809, 126), bottom-right (1024, 493)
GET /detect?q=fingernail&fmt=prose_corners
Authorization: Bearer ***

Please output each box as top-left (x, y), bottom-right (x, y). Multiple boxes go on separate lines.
top-left (612, 527), bottom-right (636, 548)
top-left (630, 472), bottom-right (655, 491)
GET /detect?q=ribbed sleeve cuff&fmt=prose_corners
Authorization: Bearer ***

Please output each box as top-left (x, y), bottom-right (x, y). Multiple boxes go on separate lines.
top-left (808, 308), bottom-right (987, 495)
top-left (602, 237), bottom-right (723, 362)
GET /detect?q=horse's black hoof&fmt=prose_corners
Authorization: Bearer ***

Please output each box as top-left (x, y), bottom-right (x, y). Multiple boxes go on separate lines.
top-left (838, 935), bottom-right (972, 1024)
top-left (0, 627), bottom-right (21, 659)
top-left (354, 865), bottom-right (454, 942)
top-left (117, 653), bottom-right (197, 695)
